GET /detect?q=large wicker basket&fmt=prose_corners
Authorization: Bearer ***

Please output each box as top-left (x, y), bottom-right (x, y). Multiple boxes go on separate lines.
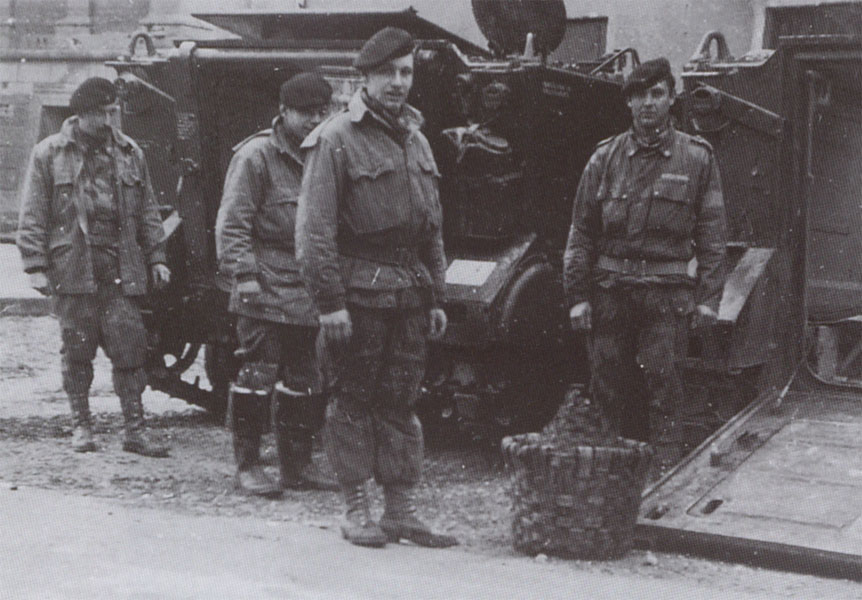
top-left (501, 432), bottom-right (653, 560)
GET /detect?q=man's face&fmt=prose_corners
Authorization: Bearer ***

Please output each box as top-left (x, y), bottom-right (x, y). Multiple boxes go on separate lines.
top-left (364, 53), bottom-right (414, 113)
top-left (282, 104), bottom-right (329, 140)
top-left (627, 80), bottom-right (673, 132)
top-left (78, 102), bottom-right (118, 138)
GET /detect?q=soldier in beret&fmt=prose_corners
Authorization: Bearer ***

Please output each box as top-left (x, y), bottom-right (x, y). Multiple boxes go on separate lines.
top-left (563, 58), bottom-right (728, 473)
top-left (297, 27), bottom-right (457, 548)
top-left (17, 77), bottom-right (171, 456)
top-left (215, 72), bottom-right (338, 497)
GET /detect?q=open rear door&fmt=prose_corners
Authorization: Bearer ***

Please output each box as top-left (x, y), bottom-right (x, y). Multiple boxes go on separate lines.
top-left (637, 13), bottom-right (862, 579)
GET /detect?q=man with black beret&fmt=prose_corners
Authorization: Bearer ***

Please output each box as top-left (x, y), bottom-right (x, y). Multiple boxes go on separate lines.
top-left (563, 58), bottom-right (728, 474)
top-left (297, 27), bottom-right (456, 548)
top-left (216, 72), bottom-right (337, 497)
top-left (17, 77), bottom-right (171, 456)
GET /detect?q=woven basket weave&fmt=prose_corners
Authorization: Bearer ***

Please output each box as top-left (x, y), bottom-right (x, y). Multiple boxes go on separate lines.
top-left (501, 432), bottom-right (652, 560)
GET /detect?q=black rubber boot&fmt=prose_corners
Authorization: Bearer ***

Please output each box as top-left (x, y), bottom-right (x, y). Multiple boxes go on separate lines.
top-left (341, 482), bottom-right (387, 548)
top-left (274, 388), bottom-right (337, 491)
top-left (68, 393), bottom-right (97, 453)
top-left (380, 484), bottom-right (459, 548)
top-left (119, 394), bottom-right (169, 458)
top-left (231, 386), bottom-right (281, 498)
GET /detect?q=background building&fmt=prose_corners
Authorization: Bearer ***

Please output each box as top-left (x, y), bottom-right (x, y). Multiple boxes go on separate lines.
top-left (0, 0), bottom-right (856, 220)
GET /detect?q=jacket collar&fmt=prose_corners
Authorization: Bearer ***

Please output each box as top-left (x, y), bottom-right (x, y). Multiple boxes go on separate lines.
top-left (624, 125), bottom-right (675, 158)
top-left (270, 116), bottom-right (304, 167)
top-left (347, 90), bottom-right (424, 132)
top-left (57, 115), bottom-right (132, 151)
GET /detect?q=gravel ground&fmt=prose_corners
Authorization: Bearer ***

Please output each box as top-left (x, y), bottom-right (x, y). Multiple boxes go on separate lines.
top-left (1, 316), bottom-right (858, 599)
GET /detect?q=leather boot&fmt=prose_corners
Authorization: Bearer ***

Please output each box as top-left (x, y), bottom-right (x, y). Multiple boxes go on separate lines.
top-left (231, 386), bottom-right (281, 498)
top-left (341, 482), bottom-right (387, 548)
top-left (68, 393), bottom-right (97, 453)
top-left (274, 387), bottom-right (338, 491)
top-left (380, 484), bottom-right (458, 548)
top-left (119, 393), bottom-right (169, 458)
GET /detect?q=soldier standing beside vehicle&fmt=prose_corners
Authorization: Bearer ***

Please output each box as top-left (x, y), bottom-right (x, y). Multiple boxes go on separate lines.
top-left (297, 27), bottom-right (457, 549)
top-left (215, 72), bottom-right (338, 497)
top-left (563, 58), bottom-right (727, 469)
top-left (17, 77), bottom-right (171, 457)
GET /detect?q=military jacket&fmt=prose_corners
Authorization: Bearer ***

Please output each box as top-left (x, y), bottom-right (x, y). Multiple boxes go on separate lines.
top-left (215, 118), bottom-right (317, 326)
top-left (563, 127), bottom-right (727, 312)
top-left (17, 116), bottom-right (166, 296)
top-left (296, 91), bottom-right (446, 314)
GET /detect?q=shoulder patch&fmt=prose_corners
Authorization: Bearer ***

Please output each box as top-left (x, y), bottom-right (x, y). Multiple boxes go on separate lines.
top-left (232, 129), bottom-right (271, 154)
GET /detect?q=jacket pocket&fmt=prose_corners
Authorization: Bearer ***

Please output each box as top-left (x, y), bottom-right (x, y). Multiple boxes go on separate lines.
top-left (345, 158), bottom-right (405, 233)
top-left (259, 196), bottom-right (298, 244)
top-left (646, 179), bottom-right (693, 237)
top-left (600, 195), bottom-right (628, 236)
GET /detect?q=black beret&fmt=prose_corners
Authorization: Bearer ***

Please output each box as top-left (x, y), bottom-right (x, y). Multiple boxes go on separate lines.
top-left (280, 72), bottom-right (333, 109)
top-left (353, 27), bottom-right (415, 73)
top-left (622, 58), bottom-right (675, 97)
top-left (69, 77), bottom-right (117, 115)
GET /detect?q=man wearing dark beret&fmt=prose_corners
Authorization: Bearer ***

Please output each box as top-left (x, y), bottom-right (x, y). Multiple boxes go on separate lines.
top-left (564, 58), bottom-right (728, 474)
top-left (17, 77), bottom-right (171, 456)
top-left (297, 27), bottom-right (456, 548)
top-left (216, 71), bottom-right (337, 496)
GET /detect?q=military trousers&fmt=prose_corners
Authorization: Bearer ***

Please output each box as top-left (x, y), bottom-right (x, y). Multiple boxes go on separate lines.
top-left (324, 305), bottom-right (427, 488)
top-left (54, 282), bottom-right (148, 399)
top-left (234, 316), bottom-right (322, 394)
top-left (588, 283), bottom-right (693, 442)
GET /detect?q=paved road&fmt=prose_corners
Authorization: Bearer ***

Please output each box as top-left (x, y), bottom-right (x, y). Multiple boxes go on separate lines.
top-left (2, 484), bottom-right (793, 600)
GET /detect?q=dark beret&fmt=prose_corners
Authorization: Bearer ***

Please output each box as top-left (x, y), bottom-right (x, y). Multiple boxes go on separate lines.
top-left (353, 27), bottom-right (415, 73)
top-left (622, 58), bottom-right (675, 97)
top-left (280, 72), bottom-right (333, 109)
top-left (69, 77), bottom-right (117, 115)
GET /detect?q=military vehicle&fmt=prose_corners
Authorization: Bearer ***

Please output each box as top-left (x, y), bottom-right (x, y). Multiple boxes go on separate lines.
top-left (104, 0), bottom-right (837, 456)
top-left (106, 1), bottom-right (637, 436)
top-left (636, 2), bottom-right (861, 580)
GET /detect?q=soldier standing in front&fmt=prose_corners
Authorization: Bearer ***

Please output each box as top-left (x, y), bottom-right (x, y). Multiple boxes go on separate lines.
top-left (17, 77), bottom-right (171, 457)
top-left (216, 72), bottom-right (338, 497)
top-left (297, 27), bottom-right (457, 549)
top-left (563, 59), bottom-right (727, 469)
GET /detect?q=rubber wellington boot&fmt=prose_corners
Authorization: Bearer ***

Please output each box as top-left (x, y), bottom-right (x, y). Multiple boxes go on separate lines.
top-left (380, 485), bottom-right (458, 548)
top-left (119, 394), bottom-right (170, 458)
top-left (341, 483), bottom-right (387, 548)
top-left (231, 386), bottom-right (281, 498)
top-left (274, 389), bottom-right (338, 491)
top-left (68, 393), bottom-right (98, 453)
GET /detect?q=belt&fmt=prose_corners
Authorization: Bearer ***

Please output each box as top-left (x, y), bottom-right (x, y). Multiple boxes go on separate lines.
top-left (596, 255), bottom-right (689, 276)
top-left (340, 243), bottom-right (420, 267)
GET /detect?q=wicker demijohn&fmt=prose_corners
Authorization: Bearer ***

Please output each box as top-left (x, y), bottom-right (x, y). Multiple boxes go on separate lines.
top-left (501, 432), bottom-right (653, 560)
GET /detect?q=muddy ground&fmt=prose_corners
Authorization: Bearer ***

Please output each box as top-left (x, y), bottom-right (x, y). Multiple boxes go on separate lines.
top-left (0, 316), bottom-right (858, 599)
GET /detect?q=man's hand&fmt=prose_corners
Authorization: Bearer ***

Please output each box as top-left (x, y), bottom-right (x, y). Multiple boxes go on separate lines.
top-left (320, 309), bottom-right (352, 345)
top-left (428, 308), bottom-right (448, 341)
top-left (569, 301), bottom-right (592, 331)
top-left (690, 304), bottom-right (718, 329)
top-left (151, 263), bottom-right (171, 290)
top-left (236, 278), bottom-right (261, 302)
top-left (28, 272), bottom-right (51, 296)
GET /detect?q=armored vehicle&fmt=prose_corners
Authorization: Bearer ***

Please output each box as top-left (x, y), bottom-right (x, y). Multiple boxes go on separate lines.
top-left (106, 2), bottom-right (635, 435)
top-left (108, 1), bottom-right (780, 447)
